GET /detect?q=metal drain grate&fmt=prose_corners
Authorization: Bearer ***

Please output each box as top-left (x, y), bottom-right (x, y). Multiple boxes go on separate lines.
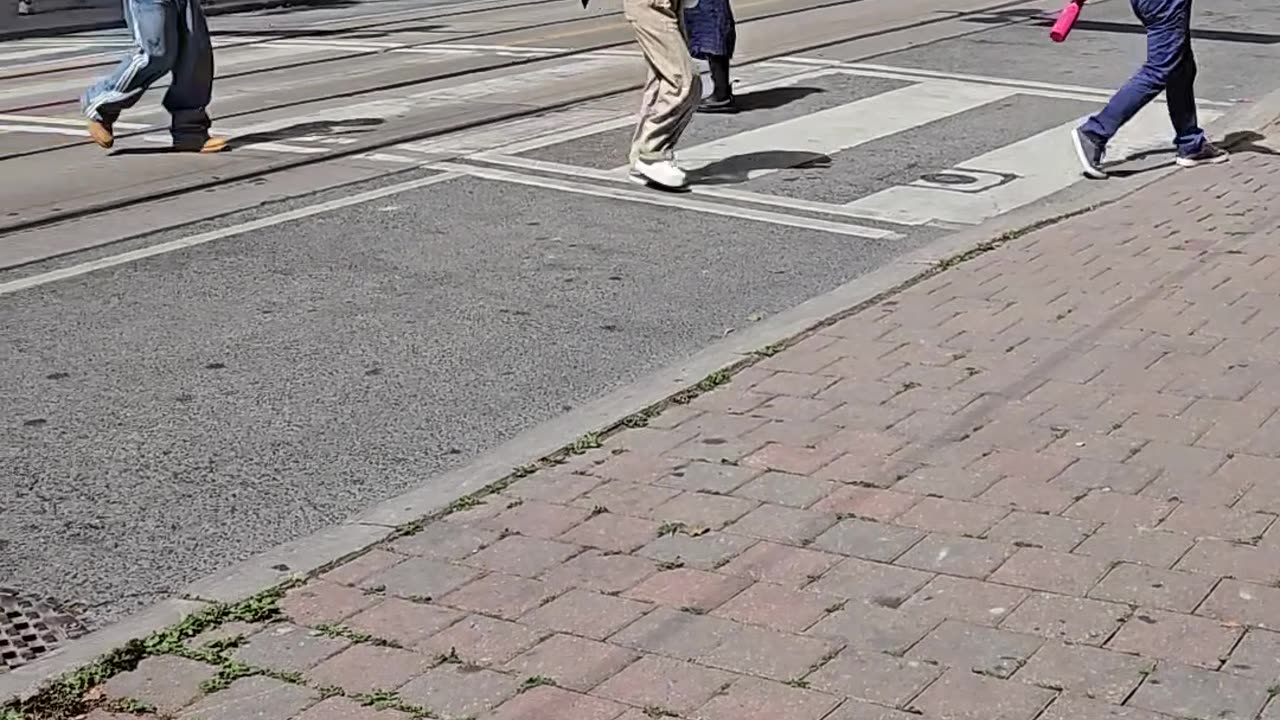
top-left (1, 588), bottom-right (89, 673)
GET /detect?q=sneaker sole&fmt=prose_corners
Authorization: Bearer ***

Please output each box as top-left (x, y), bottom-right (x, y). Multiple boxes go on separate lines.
top-left (1071, 129), bottom-right (1108, 179)
top-left (628, 170), bottom-right (688, 192)
top-left (1175, 153), bottom-right (1229, 168)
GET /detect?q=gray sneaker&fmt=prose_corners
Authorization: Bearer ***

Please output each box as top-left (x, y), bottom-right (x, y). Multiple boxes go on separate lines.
top-left (1176, 142), bottom-right (1229, 168)
top-left (1071, 127), bottom-right (1107, 179)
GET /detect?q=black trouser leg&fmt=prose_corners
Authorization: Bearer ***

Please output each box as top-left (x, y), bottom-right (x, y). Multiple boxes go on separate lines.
top-left (708, 54), bottom-right (732, 100)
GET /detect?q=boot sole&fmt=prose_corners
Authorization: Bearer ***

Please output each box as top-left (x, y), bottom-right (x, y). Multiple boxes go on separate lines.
top-left (87, 124), bottom-right (114, 149)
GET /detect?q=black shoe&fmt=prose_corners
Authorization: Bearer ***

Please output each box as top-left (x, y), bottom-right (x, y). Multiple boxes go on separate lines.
top-left (1071, 127), bottom-right (1108, 179)
top-left (697, 96), bottom-right (737, 114)
top-left (1176, 142), bottom-right (1229, 168)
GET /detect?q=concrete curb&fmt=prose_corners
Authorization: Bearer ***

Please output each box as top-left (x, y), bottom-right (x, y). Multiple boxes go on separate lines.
top-left (4, 86), bottom-right (1279, 705)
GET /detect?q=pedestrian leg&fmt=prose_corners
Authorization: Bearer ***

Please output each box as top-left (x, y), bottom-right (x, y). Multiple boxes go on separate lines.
top-left (624, 0), bottom-right (701, 188)
top-left (1071, 0), bottom-right (1189, 177)
top-left (164, 0), bottom-right (223, 152)
top-left (81, 0), bottom-right (180, 148)
top-left (1161, 22), bottom-right (1225, 165)
top-left (685, 0), bottom-right (736, 112)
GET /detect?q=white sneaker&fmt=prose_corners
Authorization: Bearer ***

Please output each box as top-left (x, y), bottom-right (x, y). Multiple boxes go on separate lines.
top-left (18, 0), bottom-right (33, 14)
top-left (630, 159), bottom-right (688, 190)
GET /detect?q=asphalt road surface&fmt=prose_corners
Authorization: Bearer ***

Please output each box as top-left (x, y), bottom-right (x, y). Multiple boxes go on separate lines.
top-left (2, 0), bottom-right (1279, 628)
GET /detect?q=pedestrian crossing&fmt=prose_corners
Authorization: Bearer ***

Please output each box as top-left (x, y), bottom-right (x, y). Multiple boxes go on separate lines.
top-left (430, 60), bottom-right (1230, 231)
top-left (0, 38), bottom-right (1238, 237)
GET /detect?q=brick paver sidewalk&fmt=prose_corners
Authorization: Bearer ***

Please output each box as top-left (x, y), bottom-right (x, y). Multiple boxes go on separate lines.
top-left (16, 141), bottom-right (1280, 720)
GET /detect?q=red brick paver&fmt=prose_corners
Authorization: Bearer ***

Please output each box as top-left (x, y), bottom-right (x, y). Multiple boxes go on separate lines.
top-left (57, 136), bottom-right (1280, 720)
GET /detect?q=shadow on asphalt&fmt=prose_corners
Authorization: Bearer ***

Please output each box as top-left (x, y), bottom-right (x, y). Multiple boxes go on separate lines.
top-left (689, 149), bottom-right (832, 184)
top-left (108, 117), bottom-right (385, 156)
top-left (732, 85), bottom-right (825, 112)
top-left (1221, 129), bottom-right (1280, 156)
top-left (1099, 130), bottom-right (1277, 178)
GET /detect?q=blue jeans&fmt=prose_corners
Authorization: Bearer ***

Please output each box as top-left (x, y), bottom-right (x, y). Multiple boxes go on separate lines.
top-left (1080, 0), bottom-right (1204, 156)
top-left (82, 0), bottom-right (213, 139)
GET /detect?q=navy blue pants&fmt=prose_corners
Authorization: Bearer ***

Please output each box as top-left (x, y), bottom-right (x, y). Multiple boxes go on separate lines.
top-left (1080, 0), bottom-right (1205, 156)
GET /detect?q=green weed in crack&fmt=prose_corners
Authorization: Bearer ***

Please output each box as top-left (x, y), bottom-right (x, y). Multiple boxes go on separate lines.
top-left (752, 341), bottom-right (787, 358)
top-left (354, 690), bottom-right (430, 718)
top-left (569, 432), bottom-right (603, 455)
top-left (656, 522), bottom-right (687, 538)
top-left (520, 676), bottom-right (557, 693)
top-left (445, 494), bottom-right (485, 514)
top-left (200, 634), bottom-right (247, 654)
top-left (314, 623), bottom-right (402, 648)
top-left (199, 660), bottom-right (257, 694)
top-left (622, 409), bottom-right (657, 428)
top-left (104, 697), bottom-right (156, 715)
top-left (1, 583), bottom-right (293, 720)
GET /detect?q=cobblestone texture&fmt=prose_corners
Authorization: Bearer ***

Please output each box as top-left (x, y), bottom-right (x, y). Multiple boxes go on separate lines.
top-left (46, 140), bottom-right (1280, 720)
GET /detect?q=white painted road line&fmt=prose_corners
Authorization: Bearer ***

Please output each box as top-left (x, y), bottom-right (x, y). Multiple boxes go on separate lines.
top-left (653, 79), bottom-right (1016, 181)
top-left (842, 102), bottom-right (1227, 226)
top-left (0, 114), bottom-right (148, 130)
top-left (0, 124), bottom-right (92, 137)
top-left (435, 160), bottom-right (902, 240)
top-left (0, 46), bottom-right (83, 62)
top-left (399, 106), bottom-right (623, 156)
top-left (492, 65), bottom-right (843, 156)
top-left (0, 173), bottom-right (463, 296)
top-left (783, 58), bottom-right (1238, 108)
top-left (471, 152), bottom-right (926, 226)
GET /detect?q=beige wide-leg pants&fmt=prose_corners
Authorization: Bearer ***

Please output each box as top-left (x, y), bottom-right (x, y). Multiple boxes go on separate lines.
top-left (624, 0), bottom-right (702, 164)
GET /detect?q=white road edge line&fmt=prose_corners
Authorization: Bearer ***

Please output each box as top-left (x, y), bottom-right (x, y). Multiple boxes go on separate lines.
top-left (0, 173), bottom-right (464, 296)
top-left (0, 113), bottom-right (149, 130)
top-left (429, 160), bottom-right (902, 240)
top-left (778, 57), bottom-right (1239, 108)
top-left (488, 65), bottom-right (844, 155)
top-left (472, 151), bottom-right (931, 226)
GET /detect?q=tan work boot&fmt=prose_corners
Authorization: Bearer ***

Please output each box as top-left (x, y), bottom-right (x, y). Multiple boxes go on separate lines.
top-left (87, 119), bottom-right (114, 149)
top-left (173, 135), bottom-right (228, 153)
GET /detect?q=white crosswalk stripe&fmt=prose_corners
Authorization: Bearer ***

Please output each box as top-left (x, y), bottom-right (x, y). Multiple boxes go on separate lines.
top-left (0, 34), bottom-right (1242, 237)
top-left (446, 60), bottom-right (1238, 232)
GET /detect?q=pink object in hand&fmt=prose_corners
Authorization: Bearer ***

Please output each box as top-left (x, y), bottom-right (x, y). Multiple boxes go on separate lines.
top-left (1050, 0), bottom-right (1082, 42)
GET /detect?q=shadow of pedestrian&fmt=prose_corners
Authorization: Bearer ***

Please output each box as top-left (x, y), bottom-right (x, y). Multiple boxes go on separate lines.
top-left (1104, 147), bottom-right (1175, 178)
top-left (1103, 130), bottom-right (1276, 177)
top-left (108, 117), bottom-right (384, 155)
top-left (225, 117), bottom-right (384, 150)
top-left (688, 150), bottom-right (831, 184)
top-left (730, 86), bottom-right (824, 112)
top-left (1221, 130), bottom-right (1279, 155)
